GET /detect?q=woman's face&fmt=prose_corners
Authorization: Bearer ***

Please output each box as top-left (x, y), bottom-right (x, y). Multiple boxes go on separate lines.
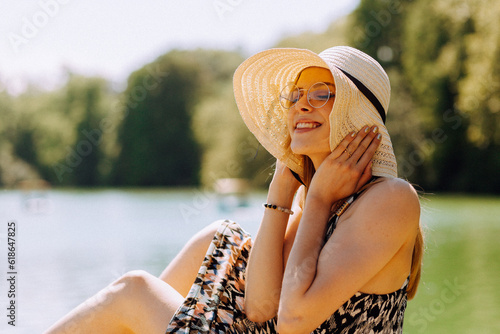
top-left (287, 67), bottom-right (336, 165)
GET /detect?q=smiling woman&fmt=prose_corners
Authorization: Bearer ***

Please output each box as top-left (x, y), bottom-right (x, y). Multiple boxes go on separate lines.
top-left (44, 46), bottom-right (423, 334)
top-left (232, 46), bottom-right (422, 333)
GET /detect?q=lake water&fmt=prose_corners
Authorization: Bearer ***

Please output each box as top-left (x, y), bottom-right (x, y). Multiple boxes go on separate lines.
top-left (0, 188), bottom-right (266, 333)
top-left (1, 189), bottom-right (498, 333)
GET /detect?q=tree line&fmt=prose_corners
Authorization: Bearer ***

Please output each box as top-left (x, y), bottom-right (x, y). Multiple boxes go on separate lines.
top-left (0, 0), bottom-right (498, 193)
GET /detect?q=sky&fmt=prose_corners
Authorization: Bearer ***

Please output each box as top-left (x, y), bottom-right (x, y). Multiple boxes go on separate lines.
top-left (0, 0), bottom-right (358, 94)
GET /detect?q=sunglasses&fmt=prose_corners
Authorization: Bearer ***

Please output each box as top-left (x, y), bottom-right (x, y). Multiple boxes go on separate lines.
top-left (279, 82), bottom-right (335, 109)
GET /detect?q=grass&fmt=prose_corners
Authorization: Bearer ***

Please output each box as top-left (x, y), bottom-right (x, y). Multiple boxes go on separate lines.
top-left (405, 194), bottom-right (500, 333)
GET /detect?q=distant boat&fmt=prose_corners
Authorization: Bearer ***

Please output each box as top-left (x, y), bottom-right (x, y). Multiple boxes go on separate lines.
top-left (17, 179), bottom-right (52, 214)
top-left (213, 178), bottom-right (250, 212)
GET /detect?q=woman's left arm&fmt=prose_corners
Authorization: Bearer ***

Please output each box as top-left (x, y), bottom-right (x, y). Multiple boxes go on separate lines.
top-left (278, 179), bottom-right (420, 333)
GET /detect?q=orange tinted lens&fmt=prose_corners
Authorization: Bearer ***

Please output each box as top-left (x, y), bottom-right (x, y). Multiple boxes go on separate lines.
top-left (279, 84), bottom-right (299, 109)
top-left (308, 83), bottom-right (330, 108)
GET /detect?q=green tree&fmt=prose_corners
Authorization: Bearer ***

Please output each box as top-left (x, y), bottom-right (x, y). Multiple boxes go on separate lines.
top-left (348, 0), bottom-right (500, 193)
top-left (45, 75), bottom-right (115, 186)
top-left (192, 81), bottom-right (274, 188)
top-left (401, 0), bottom-right (500, 192)
top-left (454, 0), bottom-right (500, 192)
top-left (0, 74), bottom-right (117, 187)
top-left (112, 49), bottom-right (251, 187)
top-left (275, 17), bottom-right (350, 52)
top-left (112, 51), bottom-right (201, 186)
top-left (71, 81), bottom-right (106, 186)
top-left (0, 87), bottom-right (40, 186)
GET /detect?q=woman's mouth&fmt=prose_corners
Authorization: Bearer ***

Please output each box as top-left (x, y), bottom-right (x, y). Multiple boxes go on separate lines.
top-left (295, 122), bottom-right (321, 130)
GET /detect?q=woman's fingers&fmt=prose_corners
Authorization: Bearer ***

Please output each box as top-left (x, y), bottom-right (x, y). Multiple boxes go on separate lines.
top-left (349, 126), bottom-right (380, 190)
top-left (309, 126), bottom-right (380, 204)
top-left (310, 125), bottom-right (381, 205)
top-left (332, 131), bottom-right (357, 159)
top-left (335, 125), bottom-right (380, 163)
top-left (355, 161), bottom-right (373, 192)
top-left (358, 133), bottom-right (382, 166)
top-left (352, 126), bottom-right (381, 166)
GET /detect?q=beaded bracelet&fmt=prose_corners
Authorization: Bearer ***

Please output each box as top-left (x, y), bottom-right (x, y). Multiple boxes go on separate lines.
top-left (263, 203), bottom-right (294, 215)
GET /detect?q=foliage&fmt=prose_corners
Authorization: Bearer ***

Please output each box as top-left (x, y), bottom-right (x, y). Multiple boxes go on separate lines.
top-left (111, 52), bottom-right (201, 186)
top-left (111, 49), bottom-right (253, 187)
top-left (192, 81), bottom-right (274, 188)
top-left (274, 17), bottom-right (351, 52)
top-left (0, 0), bottom-right (499, 192)
top-left (349, 0), bottom-right (500, 193)
top-left (0, 89), bottom-right (39, 185)
top-left (0, 75), bottom-right (117, 187)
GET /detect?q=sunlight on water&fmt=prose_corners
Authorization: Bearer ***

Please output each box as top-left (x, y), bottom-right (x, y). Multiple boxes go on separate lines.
top-left (0, 188), bottom-right (265, 333)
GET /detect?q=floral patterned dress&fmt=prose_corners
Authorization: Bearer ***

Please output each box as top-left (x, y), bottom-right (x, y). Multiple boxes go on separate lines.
top-left (166, 216), bottom-right (407, 334)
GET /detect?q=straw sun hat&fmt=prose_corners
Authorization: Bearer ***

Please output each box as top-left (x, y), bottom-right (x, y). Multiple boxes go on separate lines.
top-left (233, 46), bottom-right (398, 180)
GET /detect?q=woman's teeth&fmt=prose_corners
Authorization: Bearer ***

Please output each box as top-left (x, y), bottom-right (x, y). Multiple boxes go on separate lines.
top-left (296, 122), bottom-right (320, 129)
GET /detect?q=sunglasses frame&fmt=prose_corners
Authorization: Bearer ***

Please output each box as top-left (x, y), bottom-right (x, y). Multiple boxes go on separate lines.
top-left (279, 82), bottom-right (335, 109)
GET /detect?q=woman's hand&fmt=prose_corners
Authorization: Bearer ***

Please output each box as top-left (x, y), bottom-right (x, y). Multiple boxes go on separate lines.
top-left (307, 125), bottom-right (381, 208)
top-left (272, 160), bottom-right (300, 193)
top-left (265, 159), bottom-right (302, 209)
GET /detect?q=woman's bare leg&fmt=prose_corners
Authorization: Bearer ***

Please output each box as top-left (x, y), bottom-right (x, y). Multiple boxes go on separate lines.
top-left (159, 220), bottom-right (222, 296)
top-left (45, 270), bottom-right (184, 334)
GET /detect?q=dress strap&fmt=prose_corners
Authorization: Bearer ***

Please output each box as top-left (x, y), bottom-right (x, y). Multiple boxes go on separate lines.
top-left (400, 275), bottom-right (410, 290)
top-left (324, 177), bottom-right (380, 242)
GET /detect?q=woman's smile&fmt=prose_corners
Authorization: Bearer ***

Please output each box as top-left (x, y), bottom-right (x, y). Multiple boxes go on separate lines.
top-left (294, 120), bottom-right (322, 131)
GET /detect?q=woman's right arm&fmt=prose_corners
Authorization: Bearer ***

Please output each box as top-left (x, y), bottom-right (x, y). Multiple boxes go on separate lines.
top-left (244, 161), bottom-right (300, 322)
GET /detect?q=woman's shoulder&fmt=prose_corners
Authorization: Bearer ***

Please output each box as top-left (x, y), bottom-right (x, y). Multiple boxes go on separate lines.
top-left (352, 177), bottom-right (420, 226)
top-left (365, 177), bottom-right (419, 203)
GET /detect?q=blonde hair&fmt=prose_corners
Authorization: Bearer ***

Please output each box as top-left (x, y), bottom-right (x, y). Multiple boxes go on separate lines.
top-left (299, 156), bottom-right (423, 300)
top-left (407, 224), bottom-right (424, 299)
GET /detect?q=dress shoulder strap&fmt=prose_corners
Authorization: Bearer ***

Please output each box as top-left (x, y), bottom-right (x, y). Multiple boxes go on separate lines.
top-left (324, 177), bottom-right (380, 242)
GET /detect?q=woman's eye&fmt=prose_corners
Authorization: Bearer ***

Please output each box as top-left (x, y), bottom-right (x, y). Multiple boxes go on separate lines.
top-left (311, 91), bottom-right (330, 100)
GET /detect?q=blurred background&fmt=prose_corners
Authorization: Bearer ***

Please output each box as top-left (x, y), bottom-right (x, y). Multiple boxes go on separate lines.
top-left (0, 0), bottom-right (499, 333)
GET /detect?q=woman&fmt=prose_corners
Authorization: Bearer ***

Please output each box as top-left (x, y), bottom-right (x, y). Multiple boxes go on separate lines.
top-left (45, 46), bottom-right (423, 334)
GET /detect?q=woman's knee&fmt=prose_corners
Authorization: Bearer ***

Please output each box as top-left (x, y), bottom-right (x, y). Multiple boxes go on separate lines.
top-left (58, 271), bottom-right (156, 327)
top-left (112, 270), bottom-right (154, 294)
top-left (98, 270), bottom-right (156, 314)
top-left (98, 270), bottom-right (151, 307)
top-left (86, 270), bottom-right (179, 331)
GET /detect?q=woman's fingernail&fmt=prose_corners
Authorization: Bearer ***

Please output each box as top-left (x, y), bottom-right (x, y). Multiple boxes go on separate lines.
top-left (377, 133), bottom-right (382, 140)
top-left (364, 127), bottom-right (370, 133)
top-left (351, 132), bottom-right (356, 137)
top-left (372, 126), bottom-right (378, 133)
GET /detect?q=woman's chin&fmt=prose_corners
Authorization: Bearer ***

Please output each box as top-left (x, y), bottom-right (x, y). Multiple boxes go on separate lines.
top-left (290, 145), bottom-right (308, 156)
top-left (290, 142), bottom-right (330, 157)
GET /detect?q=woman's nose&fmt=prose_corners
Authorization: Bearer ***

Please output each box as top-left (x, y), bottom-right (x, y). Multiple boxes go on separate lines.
top-left (295, 94), bottom-right (311, 113)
